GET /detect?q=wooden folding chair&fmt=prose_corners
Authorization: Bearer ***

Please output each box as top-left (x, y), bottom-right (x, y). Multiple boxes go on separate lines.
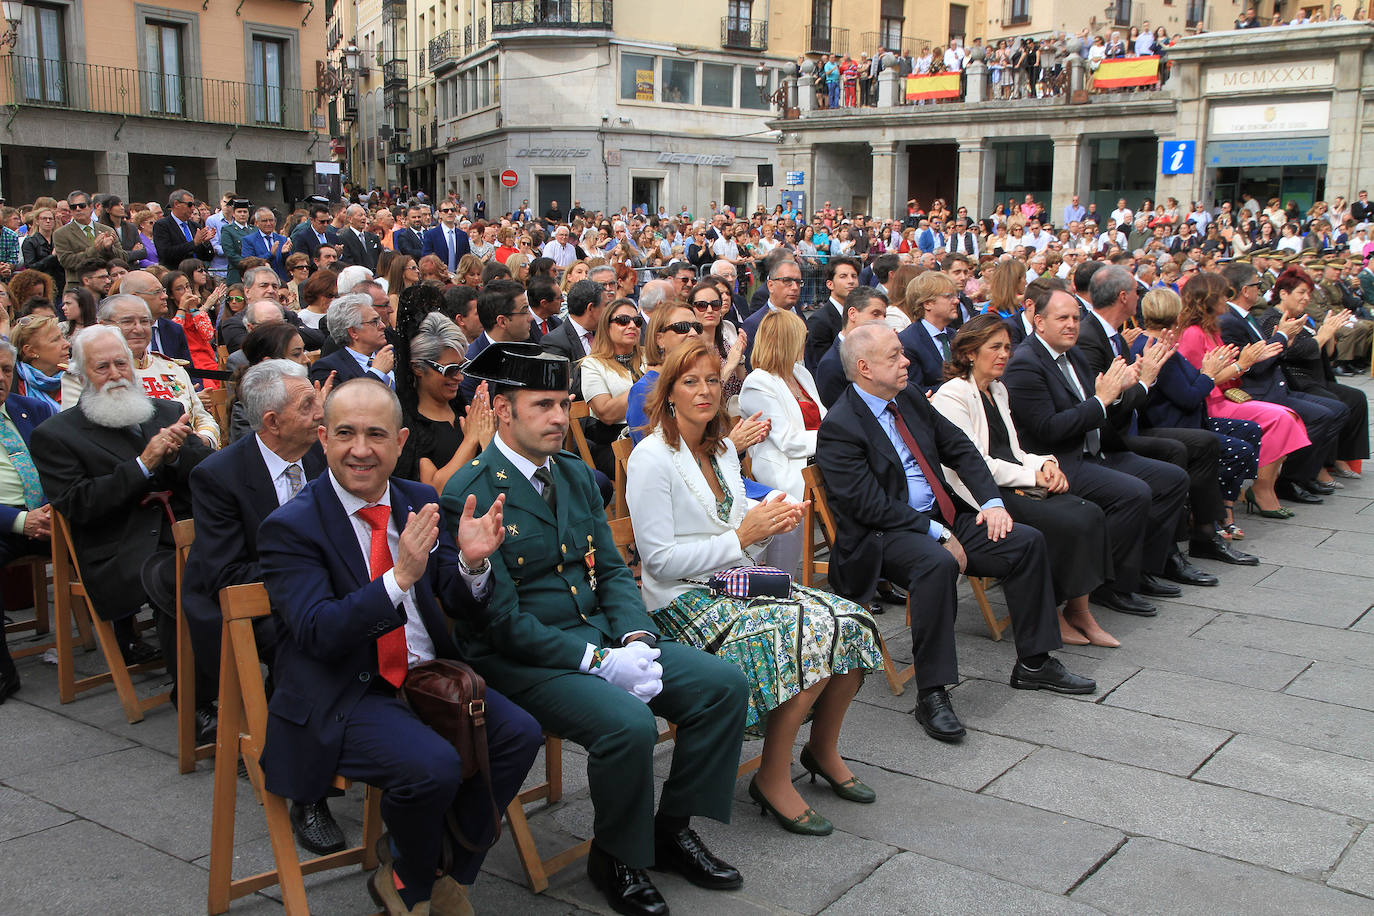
top-left (172, 520), bottom-right (214, 774)
top-left (206, 388), bottom-right (230, 434)
top-left (216, 344), bottom-right (230, 371)
top-left (208, 583), bottom-right (383, 916)
top-left (610, 437), bottom-right (634, 519)
top-left (2, 553), bottom-right (53, 660)
top-left (565, 400), bottom-right (598, 472)
top-left (52, 511), bottom-right (172, 723)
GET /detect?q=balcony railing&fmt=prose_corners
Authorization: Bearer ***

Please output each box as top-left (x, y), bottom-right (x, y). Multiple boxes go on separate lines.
top-left (0, 55), bottom-right (312, 130)
top-left (491, 0), bottom-right (612, 32)
top-left (859, 31), bottom-right (936, 55)
top-left (429, 29), bottom-right (459, 72)
top-left (383, 59), bottom-right (408, 87)
top-left (804, 24), bottom-right (849, 56)
top-left (382, 0), bottom-right (405, 25)
top-left (721, 17), bottom-right (768, 51)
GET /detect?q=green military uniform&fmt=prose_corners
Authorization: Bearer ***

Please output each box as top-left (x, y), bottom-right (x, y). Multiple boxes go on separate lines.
top-left (442, 440), bottom-right (748, 869)
top-left (220, 219), bottom-right (253, 286)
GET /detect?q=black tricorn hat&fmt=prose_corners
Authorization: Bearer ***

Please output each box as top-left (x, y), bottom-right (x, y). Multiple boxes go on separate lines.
top-left (463, 341), bottom-right (570, 391)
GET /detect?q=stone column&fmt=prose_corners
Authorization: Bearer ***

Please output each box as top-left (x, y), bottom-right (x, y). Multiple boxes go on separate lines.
top-left (94, 150), bottom-right (130, 199)
top-left (207, 155), bottom-right (239, 203)
top-left (965, 59), bottom-right (987, 103)
top-left (871, 141), bottom-right (901, 220)
top-left (798, 60), bottom-right (816, 113)
top-left (957, 141), bottom-right (987, 216)
top-left (878, 53), bottom-right (900, 107)
top-left (1050, 134), bottom-right (1083, 227)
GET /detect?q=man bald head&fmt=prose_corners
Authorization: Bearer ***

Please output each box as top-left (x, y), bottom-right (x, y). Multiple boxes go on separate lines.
top-left (118, 269), bottom-right (170, 318)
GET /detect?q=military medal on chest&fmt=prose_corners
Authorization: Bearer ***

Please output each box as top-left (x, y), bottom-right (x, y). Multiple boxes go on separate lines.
top-left (584, 533), bottom-right (597, 591)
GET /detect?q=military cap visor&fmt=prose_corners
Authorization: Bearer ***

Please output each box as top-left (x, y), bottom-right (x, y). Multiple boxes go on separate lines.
top-left (463, 341), bottom-right (571, 392)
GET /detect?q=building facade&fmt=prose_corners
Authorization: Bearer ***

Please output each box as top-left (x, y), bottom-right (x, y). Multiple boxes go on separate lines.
top-left (0, 0), bottom-right (327, 206)
top-left (769, 21), bottom-right (1374, 221)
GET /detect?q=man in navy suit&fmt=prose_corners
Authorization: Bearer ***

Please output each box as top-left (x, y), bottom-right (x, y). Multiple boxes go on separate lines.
top-left (804, 256), bottom-right (860, 374)
top-left (256, 378), bottom-right (540, 916)
top-left (816, 323), bottom-right (1092, 743)
top-left (525, 274), bottom-right (563, 344)
top-left (897, 273), bottom-right (960, 393)
top-left (338, 204), bottom-right (381, 272)
top-left (393, 203), bottom-right (425, 259)
top-left (459, 280), bottom-right (531, 402)
top-left (289, 203), bottom-right (340, 271)
top-left (422, 200), bottom-right (470, 275)
top-left (310, 293), bottom-right (396, 389)
top-left (153, 188), bottom-right (215, 268)
top-left (0, 342), bottom-right (55, 703)
top-left (118, 269), bottom-right (193, 365)
top-left (239, 207), bottom-right (295, 283)
top-left (743, 257), bottom-right (806, 367)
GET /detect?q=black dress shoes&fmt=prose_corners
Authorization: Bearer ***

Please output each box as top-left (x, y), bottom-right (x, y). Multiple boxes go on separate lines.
top-left (1161, 551), bottom-right (1219, 587)
top-left (1190, 533), bottom-right (1259, 566)
top-left (1277, 481), bottom-right (1323, 504)
top-left (0, 670), bottom-right (19, 704)
top-left (1305, 479), bottom-right (1337, 495)
top-left (1138, 573), bottom-right (1185, 597)
top-left (1090, 588), bottom-right (1157, 617)
top-left (290, 800), bottom-right (347, 855)
top-left (875, 580), bottom-right (908, 605)
top-left (588, 843), bottom-right (668, 916)
top-left (120, 638), bottom-right (161, 667)
top-left (1010, 657), bottom-right (1097, 694)
top-left (914, 688), bottom-right (966, 742)
top-left (653, 827), bottom-right (742, 890)
top-left (194, 704), bottom-right (218, 745)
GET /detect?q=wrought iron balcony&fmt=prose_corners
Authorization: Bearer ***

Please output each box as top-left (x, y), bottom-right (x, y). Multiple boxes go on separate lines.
top-left (721, 17), bottom-right (767, 51)
top-left (0, 55), bottom-right (313, 130)
top-left (429, 30), bottom-right (459, 73)
top-left (804, 24), bottom-right (849, 56)
top-left (382, 0), bottom-right (405, 25)
top-left (383, 58), bottom-right (408, 87)
top-left (491, 0), bottom-right (612, 32)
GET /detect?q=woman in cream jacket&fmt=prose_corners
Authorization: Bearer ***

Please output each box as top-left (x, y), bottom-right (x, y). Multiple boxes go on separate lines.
top-left (739, 309), bottom-right (823, 501)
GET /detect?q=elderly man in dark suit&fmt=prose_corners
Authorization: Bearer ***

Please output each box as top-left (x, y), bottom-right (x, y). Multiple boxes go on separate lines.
top-left (153, 188), bottom-right (215, 268)
top-left (32, 325), bottom-right (212, 681)
top-left (257, 378), bottom-right (540, 916)
top-left (310, 292), bottom-right (396, 389)
top-left (1003, 289), bottom-right (1190, 618)
top-left (338, 203), bottom-right (382, 272)
top-left (0, 342), bottom-right (56, 703)
top-left (817, 322), bottom-right (1093, 743)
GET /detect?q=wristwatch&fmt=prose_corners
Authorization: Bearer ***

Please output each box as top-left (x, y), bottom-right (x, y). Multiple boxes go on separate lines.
top-left (936, 530), bottom-right (952, 545)
top-left (458, 552), bottom-right (489, 576)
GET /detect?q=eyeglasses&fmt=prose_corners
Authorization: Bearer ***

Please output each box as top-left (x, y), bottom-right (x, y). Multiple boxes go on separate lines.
top-left (72, 201), bottom-right (90, 210)
top-left (110, 316), bottom-right (152, 328)
top-left (663, 321), bottom-right (703, 335)
top-left (609, 314), bottom-right (644, 328)
top-left (419, 359), bottom-right (466, 378)
top-left (360, 317), bottom-right (386, 328)
top-left (770, 276), bottom-right (802, 285)
top-left (691, 298), bottom-right (723, 311)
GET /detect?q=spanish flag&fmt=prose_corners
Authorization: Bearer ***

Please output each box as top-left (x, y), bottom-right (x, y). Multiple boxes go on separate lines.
top-left (906, 72), bottom-right (962, 101)
top-left (1093, 55), bottom-right (1160, 89)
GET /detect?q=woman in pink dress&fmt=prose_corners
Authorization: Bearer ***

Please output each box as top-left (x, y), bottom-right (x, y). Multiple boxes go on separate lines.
top-left (1176, 272), bottom-right (1309, 518)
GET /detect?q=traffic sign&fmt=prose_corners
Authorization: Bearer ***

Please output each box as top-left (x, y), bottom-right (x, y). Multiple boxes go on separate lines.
top-left (1161, 141), bottom-right (1195, 175)
top-left (500, 169), bottom-right (519, 188)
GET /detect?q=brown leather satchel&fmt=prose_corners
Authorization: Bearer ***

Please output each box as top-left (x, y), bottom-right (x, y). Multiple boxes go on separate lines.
top-left (402, 659), bottom-right (503, 853)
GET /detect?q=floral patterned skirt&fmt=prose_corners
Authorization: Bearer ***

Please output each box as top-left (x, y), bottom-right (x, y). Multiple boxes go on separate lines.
top-left (652, 585), bottom-right (882, 736)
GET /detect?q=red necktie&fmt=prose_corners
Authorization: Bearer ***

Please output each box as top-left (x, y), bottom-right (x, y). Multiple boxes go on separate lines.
top-left (886, 403), bottom-right (955, 525)
top-left (357, 505), bottom-right (408, 687)
top-left (540, 319), bottom-right (549, 335)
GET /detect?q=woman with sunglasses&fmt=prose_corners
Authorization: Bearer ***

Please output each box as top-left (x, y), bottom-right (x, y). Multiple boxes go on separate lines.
top-left (581, 297), bottom-right (647, 477)
top-left (687, 279), bottom-right (747, 403)
top-left (626, 302), bottom-right (704, 444)
top-left (178, 258), bottom-right (219, 302)
top-left (687, 225), bottom-right (714, 269)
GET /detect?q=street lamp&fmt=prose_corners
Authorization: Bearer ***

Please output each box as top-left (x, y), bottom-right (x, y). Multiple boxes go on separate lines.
top-left (41, 159), bottom-right (56, 184)
top-left (344, 43), bottom-right (360, 73)
top-left (163, 165), bottom-right (176, 188)
top-left (264, 171), bottom-right (277, 193)
top-left (0, 0), bottom-right (22, 49)
top-left (755, 62), bottom-right (769, 102)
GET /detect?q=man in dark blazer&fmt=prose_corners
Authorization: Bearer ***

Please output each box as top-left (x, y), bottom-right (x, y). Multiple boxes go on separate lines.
top-left (338, 203), bottom-right (381, 272)
top-left (804, 255), bottom-right (860, 373)
top-left (744, 257), bottom-right (807, 368)
top-left (525, 274), bottom-right (563, 344)
top-left (392, 204), bottom-right (425, 259)
top-left (257, 378), bottom-right (541, 916)
top-left (239, 207), bottom-right (295, 283)
top-left (1003, 289), bottom-right (1190, 618)
top-left (309, 293), bottom-right (395, 389)
top-left (539, 279), bottom-right (604, 401)
top-left (897, 275), bottom-right (960, 394)
top-left (288, 203), bottom-right (340, 271)
top-left (816, 323), bottom-right (1093, 743)
top-left (153, 188), bottom-right (215, 268)
top-left (32, 326), bottom-right (212, 670)
top-left (421, 201), bottom-right (470, 273)
top-left (0, 344), bottom-right (56, 703)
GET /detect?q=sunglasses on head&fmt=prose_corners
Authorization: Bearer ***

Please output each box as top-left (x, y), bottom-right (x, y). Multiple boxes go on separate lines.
top-left (609, 313), bottom-right (644, 328)
top-left (664, 320), bottom-right (704, 335)
top-left (419, 358), bottom-right (466, 378)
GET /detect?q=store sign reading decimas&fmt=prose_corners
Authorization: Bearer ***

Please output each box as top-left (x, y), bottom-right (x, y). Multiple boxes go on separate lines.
top-left (635, 69), bottom-right (654, 101)
top-left (655, 152), bottom-right (734, 166)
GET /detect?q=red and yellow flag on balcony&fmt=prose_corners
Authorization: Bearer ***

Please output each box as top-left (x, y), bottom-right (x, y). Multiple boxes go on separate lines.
top-left (1093, 56), bottom-right (1160, 89)
top-left (905, 72), bottom-right (962, 101)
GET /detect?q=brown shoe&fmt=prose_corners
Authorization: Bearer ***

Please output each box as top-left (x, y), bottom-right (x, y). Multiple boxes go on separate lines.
top-left (374, 834), bottom-right (471, 916)
top-left (368, 863), bottom-right (430, 916)
top-left (1057, 609), bottom-right (1089, 646)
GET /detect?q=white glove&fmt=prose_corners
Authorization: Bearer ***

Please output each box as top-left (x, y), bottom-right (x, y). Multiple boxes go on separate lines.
top-left (592, 641), bottom-right (663, 703)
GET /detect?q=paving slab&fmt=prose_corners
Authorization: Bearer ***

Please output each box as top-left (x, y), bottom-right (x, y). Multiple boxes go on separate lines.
top-left (953, 678), bottom-right (1230, 776)
top-left (0, 699), bottom-right (136, 779)
top-left (801, 761), bottom-right (1124, 895)
top-left (1166, 565), bottom-right (1372, 626)
top-left (0, 785), bottom-right (74, 843)
top-left (1103, 668), bottom-right (1374, 759)
top-left (1072, 837), bottom-right (1373, 915)
top-left (1192, 734), bottom-right (1374, 820)
top-left (1283, 660), bottom-right (1374, 711)
top-left (820, 851), bottom-right (1102, 916)
top-left (1194, 611), bottom-right (1374, 669)
top-left (0, 819), bottom-right (213, 916)
top-left (1328, 826), bottom-right (1374, 899)
top-left (984, 747), bottom-right (1357, 877)
top-left (5, 745), bottom-right (268, 862)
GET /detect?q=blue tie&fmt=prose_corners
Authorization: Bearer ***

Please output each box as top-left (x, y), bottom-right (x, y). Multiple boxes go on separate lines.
top-left (180, 221), bottom-right (193, 242)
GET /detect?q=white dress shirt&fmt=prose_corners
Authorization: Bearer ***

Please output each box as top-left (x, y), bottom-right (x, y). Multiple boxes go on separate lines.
top-left (256, 435), bottom-right (305, 506)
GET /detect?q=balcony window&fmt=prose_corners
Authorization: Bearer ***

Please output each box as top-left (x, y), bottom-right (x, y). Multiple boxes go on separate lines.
top-left (18, 2), bottom-right (66, 104)
top-left (1006, 0), bottom-right (1029, 25)
top-left (702, 62), bottom-right (733, 108)
top-left (879, 17), bottom-right (902, 51)
top-left (620, 52), bottom-right (654, 101)
top-left (144, 21), bottom-right (185, 115)
top-left (251, 37), bottom-right (285, 124)
top-left (662, 59), bottom-right (694, 105)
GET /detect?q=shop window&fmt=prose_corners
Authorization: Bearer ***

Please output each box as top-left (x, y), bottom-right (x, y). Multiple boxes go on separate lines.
top-left (662, 59), bottom-right (695, 104)
top-left (702, 62), bottom-right (733, 107)
top-left (621, 52), bottom-right (655, 101)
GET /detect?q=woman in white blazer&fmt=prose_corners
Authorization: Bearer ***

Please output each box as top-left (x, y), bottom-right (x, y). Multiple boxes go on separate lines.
top-left (627, 340), bottom-right (881, 837)
top-left (929, 315), bottom-right (1119, 648)
top-left (739, 309), bottom-right (823, 501)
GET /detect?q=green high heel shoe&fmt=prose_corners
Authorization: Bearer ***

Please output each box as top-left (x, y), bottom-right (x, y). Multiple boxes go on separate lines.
top-left (798, 746), bottom-right (876, 804)
top-left (1243, 487), bottom-right (1295, 519)
top-left (747, 777), bottom-right (833, 836)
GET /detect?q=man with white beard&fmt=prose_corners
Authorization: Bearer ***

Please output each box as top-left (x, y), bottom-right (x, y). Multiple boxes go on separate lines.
top-left (33, 325), bottom-right (214, 679)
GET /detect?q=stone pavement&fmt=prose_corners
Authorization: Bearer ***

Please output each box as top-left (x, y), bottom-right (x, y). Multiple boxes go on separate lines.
top-left (2, 377), bottom-right (1372, 916)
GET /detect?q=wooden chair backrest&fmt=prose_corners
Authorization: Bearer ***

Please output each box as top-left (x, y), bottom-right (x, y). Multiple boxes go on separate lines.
top-left (207, 388), bottom-right (230, 433)
top-left (173, 518), bottom-right (195, 552)
top-left (565, 400), bottom-right (598, 472)
top-left (217, 344), bottom-right (230, 371)
top-left (800, 465), bottom-right (834, 587)
top-left (611, 437), bottom-right (634, 518)
top-left (218, 583), bottom-right (274, 758)
top-left (52, 511), bottom-right (87, 601)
